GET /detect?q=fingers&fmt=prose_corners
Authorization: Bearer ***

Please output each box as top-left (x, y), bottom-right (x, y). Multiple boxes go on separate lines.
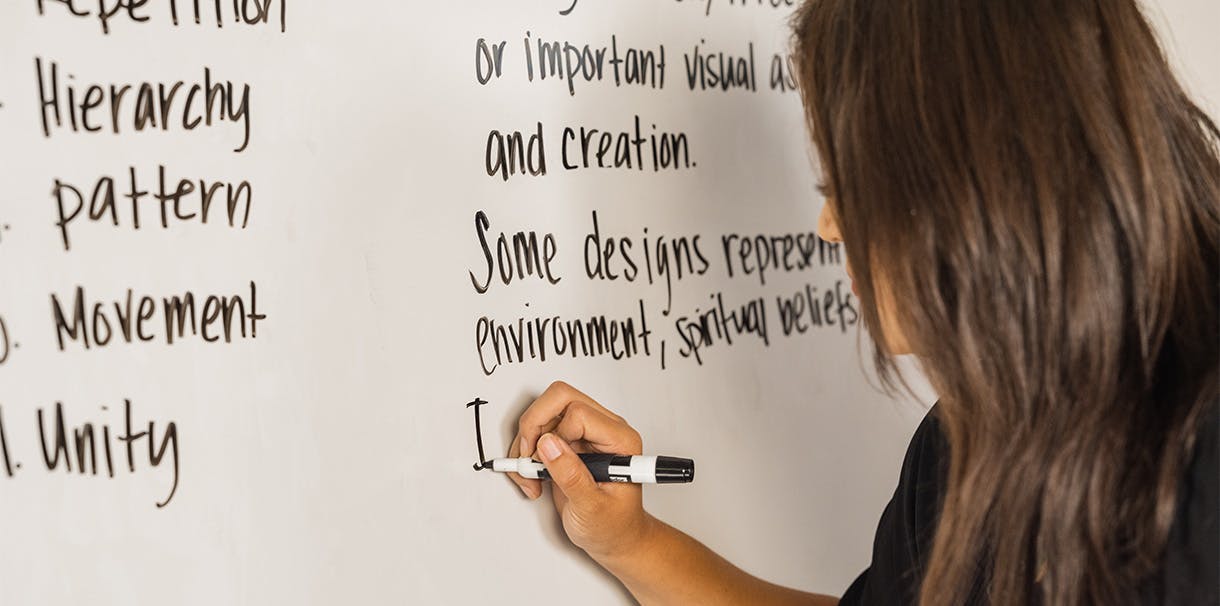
top-left (553, 402), bottom-right (643, 456)
top-left (508, 385), bottom-right (568, 500)
top-left (509, 381), bottom-right (639, 502)
top-left (516, 381), bottom-right (627, 460)
top-left (536, 433), bottom-right (598, 505)
top-left (506, 434), bottom-right (541, 500)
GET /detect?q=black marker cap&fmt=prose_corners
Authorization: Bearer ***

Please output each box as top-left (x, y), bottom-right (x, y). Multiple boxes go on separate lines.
top-left (655, 456), bottom-right (695, 483)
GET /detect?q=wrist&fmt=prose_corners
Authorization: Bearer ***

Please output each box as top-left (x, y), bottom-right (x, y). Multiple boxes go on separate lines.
top-left (588, 511), bottom-right (662, 570)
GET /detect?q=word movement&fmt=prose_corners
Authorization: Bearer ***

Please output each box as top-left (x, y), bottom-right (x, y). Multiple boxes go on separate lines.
top-left (51, 282), bottom-right (267, 350)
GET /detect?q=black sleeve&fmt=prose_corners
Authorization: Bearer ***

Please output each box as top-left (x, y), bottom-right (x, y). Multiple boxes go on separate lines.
top-left (840, 408), bottom-right (947, 606)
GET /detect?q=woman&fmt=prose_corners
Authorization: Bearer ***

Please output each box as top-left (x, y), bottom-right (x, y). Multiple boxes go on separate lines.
top-left (507, 0), bottom-right (1220, 603)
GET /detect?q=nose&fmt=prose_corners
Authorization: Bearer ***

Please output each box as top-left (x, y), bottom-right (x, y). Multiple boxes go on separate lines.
top-left (817, 200), bottom-right (844, 243)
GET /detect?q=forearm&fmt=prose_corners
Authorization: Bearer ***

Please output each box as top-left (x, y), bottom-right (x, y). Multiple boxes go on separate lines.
top-left (594, 514), bottom-right (838, 606)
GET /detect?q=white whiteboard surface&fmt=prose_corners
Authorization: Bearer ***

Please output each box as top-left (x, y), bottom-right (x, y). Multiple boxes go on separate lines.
top-left (0, 2), bottom-right (1214, 604)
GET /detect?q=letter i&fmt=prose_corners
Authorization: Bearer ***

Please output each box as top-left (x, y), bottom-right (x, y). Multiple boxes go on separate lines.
top-left (524, 32), bottom-right (534, 80)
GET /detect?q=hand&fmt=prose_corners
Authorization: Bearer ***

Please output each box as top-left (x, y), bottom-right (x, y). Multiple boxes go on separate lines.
top-left (508, 381), bottom-right (651, 561)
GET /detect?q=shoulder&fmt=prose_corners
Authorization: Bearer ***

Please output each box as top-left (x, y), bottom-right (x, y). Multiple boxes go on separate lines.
top-left (896, 405), bottom-right (948, 532)
top-left (898, 406), bottom-right (950, 575)
top-left (903, 405), bottom-right (948, 480)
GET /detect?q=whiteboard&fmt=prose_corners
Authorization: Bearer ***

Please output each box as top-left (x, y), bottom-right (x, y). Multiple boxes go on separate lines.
top-left (0, 1), bottom-right (1214, 604)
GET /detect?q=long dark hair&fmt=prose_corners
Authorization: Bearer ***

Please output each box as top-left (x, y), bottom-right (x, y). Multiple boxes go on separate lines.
top-left (792, 0), bottom-right (1220, 603)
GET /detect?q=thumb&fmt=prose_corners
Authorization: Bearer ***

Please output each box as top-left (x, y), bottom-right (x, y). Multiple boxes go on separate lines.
top-left (537, 433), bottom-right (598, 503)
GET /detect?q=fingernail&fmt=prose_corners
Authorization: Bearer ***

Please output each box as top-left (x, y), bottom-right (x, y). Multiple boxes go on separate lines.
top-left (538, 434), bottom-right (562, 462)
top-left (519, 435), bottom-right (531, 457)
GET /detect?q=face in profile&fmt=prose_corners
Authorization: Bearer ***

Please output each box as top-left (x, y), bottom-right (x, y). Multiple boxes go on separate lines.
top-left (816, 199), bottom-right (912, 356)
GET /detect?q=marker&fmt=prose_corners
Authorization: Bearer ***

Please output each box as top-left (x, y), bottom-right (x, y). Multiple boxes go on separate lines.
top-left (488, 453), bottom-right (694, 484)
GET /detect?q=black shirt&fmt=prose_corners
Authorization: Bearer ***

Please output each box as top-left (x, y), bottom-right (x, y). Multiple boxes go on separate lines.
top-left (840, 405), bottom-right (1219, 605)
